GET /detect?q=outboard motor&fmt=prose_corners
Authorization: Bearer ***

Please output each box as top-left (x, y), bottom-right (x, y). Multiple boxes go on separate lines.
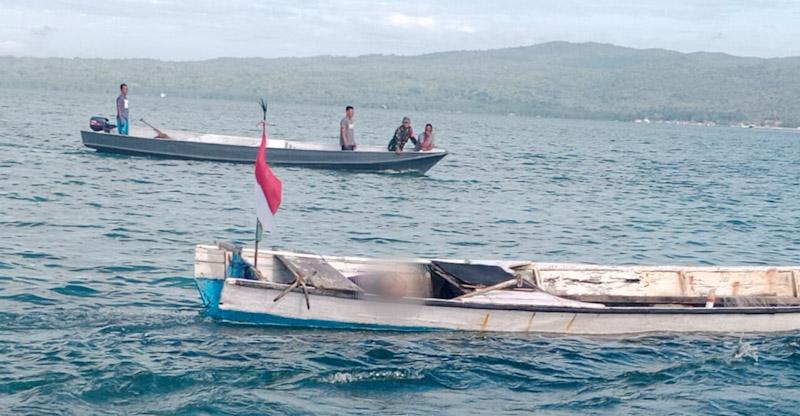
top-left (89, 116), bottom-right (116, 133)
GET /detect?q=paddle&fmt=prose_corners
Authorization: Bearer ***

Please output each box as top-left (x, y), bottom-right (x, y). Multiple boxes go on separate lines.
top-left (140, 118), bottom-right (170, 138)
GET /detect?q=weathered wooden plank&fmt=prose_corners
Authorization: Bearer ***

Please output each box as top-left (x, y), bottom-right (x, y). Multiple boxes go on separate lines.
top-left (686, 270), bottom-right (795, 297)
top-left (195, 245), bottom-right (226, 263)
top-left (681, 272), bottom-right (696, 297)
top-left (240, 251), bottom-right (275, 268)
top-left (538, 270), bottom-right (646, 296)
top-left (194, 261), bottom-right (225, 278)
top-left (519, 262), bottom-right (800, 273)
top-left (564, 294), bottom-right (800, 306)
top-left (276, 255), bottom-right (363, 293)
top-left (537, 268), bottom-right (797, 298)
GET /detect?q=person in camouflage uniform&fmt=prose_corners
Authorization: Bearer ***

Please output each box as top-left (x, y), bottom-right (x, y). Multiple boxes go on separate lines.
top-left (387, 116), bottom-right (417, 153)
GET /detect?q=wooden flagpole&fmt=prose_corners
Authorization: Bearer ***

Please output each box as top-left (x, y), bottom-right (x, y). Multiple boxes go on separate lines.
top-left (254, 220), bottom-right (262, 268)
top-left (254, 98), bottom-right (268, 269)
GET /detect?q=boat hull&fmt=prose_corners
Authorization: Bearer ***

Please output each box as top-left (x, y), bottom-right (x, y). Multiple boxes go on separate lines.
top-left (81, 130), bottom-right (447, 173)
top-left (195, 277), bottom-right (800, 334)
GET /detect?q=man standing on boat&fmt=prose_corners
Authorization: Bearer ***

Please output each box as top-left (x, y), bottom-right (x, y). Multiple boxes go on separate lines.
top-left (340, 105), bottom-right (356, 150)
top-left (116, 83), bottom-right (129, 135)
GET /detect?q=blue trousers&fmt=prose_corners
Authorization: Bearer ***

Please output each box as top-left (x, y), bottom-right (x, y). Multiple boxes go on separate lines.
top-left (116, 116), bottom-right (129, 135)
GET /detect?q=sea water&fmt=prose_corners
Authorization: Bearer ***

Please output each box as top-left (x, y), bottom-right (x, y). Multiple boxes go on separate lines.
top-left (1, 88), bottom-right (800, 414)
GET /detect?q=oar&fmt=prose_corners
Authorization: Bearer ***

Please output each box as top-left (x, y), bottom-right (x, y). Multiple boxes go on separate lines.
top-left (140, 118), bottom-right (170, 138)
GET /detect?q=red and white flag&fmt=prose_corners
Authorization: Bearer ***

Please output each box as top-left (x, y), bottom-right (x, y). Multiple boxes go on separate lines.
top-left (254, 121), bottom-right (282, 231)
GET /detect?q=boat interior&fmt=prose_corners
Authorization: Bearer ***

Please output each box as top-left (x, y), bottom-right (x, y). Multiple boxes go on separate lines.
top-left (124, 127), bottom-right (442, 153)
top-left (195, 243), bottom-right (800, 309)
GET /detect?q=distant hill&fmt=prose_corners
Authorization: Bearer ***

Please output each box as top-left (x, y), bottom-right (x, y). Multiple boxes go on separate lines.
top-left (2, 42), bottom-right (799, 126)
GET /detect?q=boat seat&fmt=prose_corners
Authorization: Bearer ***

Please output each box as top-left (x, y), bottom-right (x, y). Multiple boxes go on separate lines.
top-left (275, 255), bottom-right (363, 293)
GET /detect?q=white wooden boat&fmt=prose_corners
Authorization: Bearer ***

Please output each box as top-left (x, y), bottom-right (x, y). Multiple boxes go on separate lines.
top-left (81, 127), bottom-right (447, 174)
top-left (194, 243), bottom-right (800, 334)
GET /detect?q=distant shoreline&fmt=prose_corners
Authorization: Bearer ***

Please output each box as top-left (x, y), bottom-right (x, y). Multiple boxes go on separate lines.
top-left (3, 42), bottom-right (798, 127)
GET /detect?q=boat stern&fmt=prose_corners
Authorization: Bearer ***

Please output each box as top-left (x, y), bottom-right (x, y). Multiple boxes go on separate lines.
top-left (194, 277), bottom-right (224, 313)
top-left (194, 243), bottom-right (230, 313)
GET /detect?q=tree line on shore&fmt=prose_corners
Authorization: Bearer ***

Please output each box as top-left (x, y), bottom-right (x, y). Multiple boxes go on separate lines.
top-left (2, 41), bottom-right (798, 126)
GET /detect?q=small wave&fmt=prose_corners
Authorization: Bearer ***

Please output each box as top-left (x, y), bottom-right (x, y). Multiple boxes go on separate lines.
top-left (350, 236), bottom-right (412, 244)
top-left (320, 368), bottom-right (424, 384)
top-left (51, 284), bottom-right (100, 297)
top-left (4, 194), bottom-right (49, 202)
top-left (3, 293), bottom-right (58, 305)
top-left (103, 232), bottom-right (131, 239)
top-left (150, 276), bottom-right (196, 288)
top-left (1, 220), bottom-right (47, 227)
top-left (16, 251), bottom-right (64, 260)
top-left (157, 229), bottom-right (190, 236)
top-left (99, 265), bottom-right (161, 273)
top-left (730, 340), bottom-right (759, 363)
top-left (448, 241), bottom-right (488, 247)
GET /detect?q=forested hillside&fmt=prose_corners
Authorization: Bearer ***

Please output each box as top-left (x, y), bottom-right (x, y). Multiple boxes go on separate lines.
top-left (3, 42), bottom-right (798, 125)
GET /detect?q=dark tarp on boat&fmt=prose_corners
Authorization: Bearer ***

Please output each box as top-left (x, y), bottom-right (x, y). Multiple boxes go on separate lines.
top-left (429, 261), bottom-right (517, 299)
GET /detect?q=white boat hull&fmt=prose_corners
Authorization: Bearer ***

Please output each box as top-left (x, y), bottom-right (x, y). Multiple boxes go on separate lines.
top-left (194, 245), bottom-right (800, 334)
top-left (195, 278), bottom-right (800, 334)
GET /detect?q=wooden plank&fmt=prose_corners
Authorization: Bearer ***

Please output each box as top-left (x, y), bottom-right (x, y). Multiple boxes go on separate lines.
top-left (678, 271), bottom-right (688, 296)
top-left (563, 294), bottom-right (800, 306)
top-left (194, 261), bottom-right (225, 278)
top-left (687, 270), bottom-right (795, 297)
top-left (240, 251), bottom-right (275, 268)
top-left (537, 269), bottom-right (645, 296)
top-left (538, 268), bottom-right (797, 298)
top-left (521, 262), bottom-right (800, 273)
top-left (793, 271), bottom-right (800, 298)
top-left (207, 246), bottom-right (800, 274)
top-left (275, 255), bottom-right (363, 293)
top-left (195, 245), bottom-right (226, 263)
top-left (532, 267), bottom-right (542, 288)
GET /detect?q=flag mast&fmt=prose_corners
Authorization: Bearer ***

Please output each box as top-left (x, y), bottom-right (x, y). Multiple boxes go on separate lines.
top-left (254, 98), bottom-right (268, 268)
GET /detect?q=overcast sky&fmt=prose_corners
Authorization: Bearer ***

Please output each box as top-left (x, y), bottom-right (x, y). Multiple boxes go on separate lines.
top-left (1, 0), bottom-right (799, 60)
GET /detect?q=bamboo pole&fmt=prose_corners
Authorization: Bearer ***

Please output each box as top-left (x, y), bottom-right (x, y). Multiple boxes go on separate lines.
top-left (454, 279), bottom-right (519, 300)
top-left (274, 254), bottom-right (312, 309)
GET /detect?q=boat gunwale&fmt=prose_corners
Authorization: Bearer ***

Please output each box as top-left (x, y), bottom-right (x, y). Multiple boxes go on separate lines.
top-left (198, 245), bottom-right (800, 273)
top-left (80, 130), bottom-right (449, 157)
top-left (220, 277), bottom-right (800, 315)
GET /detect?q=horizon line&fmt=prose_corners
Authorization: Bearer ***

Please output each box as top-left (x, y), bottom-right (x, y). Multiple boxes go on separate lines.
top-left (2, 41), bottom-right (799, 63)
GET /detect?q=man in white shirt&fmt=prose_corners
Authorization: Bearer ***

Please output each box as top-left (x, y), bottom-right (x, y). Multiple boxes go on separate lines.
top-left (340, 106), bottom-right (356, 150)
top-left (116, 83), bottom-right (129, 135)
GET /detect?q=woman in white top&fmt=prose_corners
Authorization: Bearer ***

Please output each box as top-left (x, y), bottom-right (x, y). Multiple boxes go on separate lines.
top-left (415, 123), bottom-right (434, 151)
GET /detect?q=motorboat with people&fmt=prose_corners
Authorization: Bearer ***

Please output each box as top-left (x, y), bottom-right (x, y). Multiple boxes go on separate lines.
top-left (193, 242), bottom-right (800, 334)
top-left (80, 119), bottom-right (448, 174)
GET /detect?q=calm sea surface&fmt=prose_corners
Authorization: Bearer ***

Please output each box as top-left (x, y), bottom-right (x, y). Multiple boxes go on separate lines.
top-left (2, 88), bottom-right (800, 414)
